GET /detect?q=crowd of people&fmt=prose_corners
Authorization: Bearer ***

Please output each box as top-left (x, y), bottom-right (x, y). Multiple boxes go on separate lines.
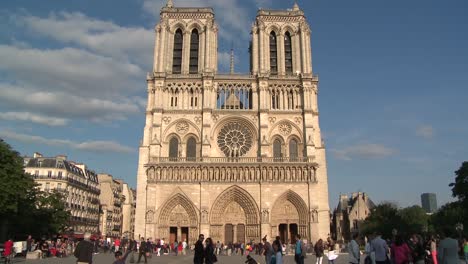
top-left (2, 230), bottom-right (468, 264)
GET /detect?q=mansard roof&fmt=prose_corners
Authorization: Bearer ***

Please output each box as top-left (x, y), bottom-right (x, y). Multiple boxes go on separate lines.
top-left (25, 156), bottom-right (98, 182)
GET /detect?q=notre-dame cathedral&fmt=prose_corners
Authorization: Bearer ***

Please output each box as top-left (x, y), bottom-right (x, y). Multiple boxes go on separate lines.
top-left (135, 0), bottom-right (330, 246)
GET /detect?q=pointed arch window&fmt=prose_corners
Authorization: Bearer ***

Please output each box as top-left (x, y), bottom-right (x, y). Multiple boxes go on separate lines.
top-left (285, 32), bottom-right (293, 74)
top-left (289, 138), bottom-right (298, 161)
top-left (172, 29), bottom-right (183, 74)
top-left (169, 137), bottom-right (179, 160)
top-left (186, 137), bottom-right (197, 161)
top-left (269, 31), bottom-right (278, 74)
top-left (273, 139), bottom-right (282, 161)
top-left (189, 29), bottom-right (199, 74)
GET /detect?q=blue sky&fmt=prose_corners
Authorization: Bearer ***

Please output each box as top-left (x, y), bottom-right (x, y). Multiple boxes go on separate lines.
top-left (0, 0), bottom-right (467, 209)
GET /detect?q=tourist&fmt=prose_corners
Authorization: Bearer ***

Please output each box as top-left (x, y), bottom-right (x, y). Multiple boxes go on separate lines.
top-left (273, 236), bottom-right (283, 256)
top-left (429, 235), bottom-right (438, 264)
top-left (408, 234), bottom-right (425, 264)
top-left (216, 240), bottom-right (221, 255)
top-left (437, 228), bottom-right (459, 264)
top-left (273, 241), bottom-right (283, 264)
top-left (262, 236), bottom-right (274, 264)
top-left (74, 232), bottom-right (94, 264)
top-left (3, 238), bottom-right (14, 262)
top-left (114, 237), bottom-right (120, 253)
top-left (390, 235), bottom-right (411, 264)
top-left (370, 232), bottom-right (389, 264)
top-left (205, 237), bottom-right (217, 264)
top-left (194, 234), bottom-right (205, 264)
top-left (146, 238), bottom-right (152, 258)
top-left (26, 235), bottom-right (33, 252)
top-left (136, 237), bottom-right (147, 263)
top-left (314, 238), bottom-right (324, 264)
top-left (182, 239), bottom-right (187, 255)
top-left (113, 249), bottom-right (131, 264)
top-left (245, 255), bottom-right (258, 264)
top-left (463, 238), bottom-right (468, 264)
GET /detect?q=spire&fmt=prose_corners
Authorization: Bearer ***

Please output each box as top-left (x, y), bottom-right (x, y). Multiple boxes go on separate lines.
top-left (230, 48), bottom-right (235, 74)
top-left (292, 1), bottom-right (300, 11)
top-left (166, 0), bottom-right (174, 8)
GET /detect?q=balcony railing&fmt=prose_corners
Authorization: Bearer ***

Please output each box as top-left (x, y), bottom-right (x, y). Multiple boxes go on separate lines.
top-left (149, 156), bottom-right (314, 164)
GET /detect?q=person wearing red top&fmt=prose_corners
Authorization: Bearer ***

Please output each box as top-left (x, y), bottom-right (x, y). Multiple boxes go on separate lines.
top-left (391, 235), bottom-right (411, 264)
top-left (3, 239), bottom-right (13, 256)
top-left (114, 238), bottom-right (121, 252)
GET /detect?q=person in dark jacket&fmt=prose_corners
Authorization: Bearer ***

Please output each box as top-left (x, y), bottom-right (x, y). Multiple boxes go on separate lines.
top-left (194, 234), bottom-right (205, 264)
top-left (205, 237), bottom-right (216, 264)
top-left (74, 232), bottom-right (94, 264)
top-left (137, 237), bottom-right (147, 263)
top-left (113, 249), bottom-right (132, 264)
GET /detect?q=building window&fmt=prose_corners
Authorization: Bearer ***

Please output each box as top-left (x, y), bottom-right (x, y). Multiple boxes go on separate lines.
top-left (189, 29), bottom-right (199, 74)
top-left (289, 139), bottom-right (298, 160)
top-left (269, 31), bottom-right (278, 74)
top-left (58, 171), bottom-right (63, 178)
top-left (172, 29), bottom-right (183, 74)
top-left (48, 171), bottom-right (52, 178)
top-left (273, 139), bottom-right (282, 160)
top-left (284, 31), bottom-right (293, 74)
top-left (186, 137), bottom-right (197, 161)
top-left (169, 137), bottom-right (179, 160)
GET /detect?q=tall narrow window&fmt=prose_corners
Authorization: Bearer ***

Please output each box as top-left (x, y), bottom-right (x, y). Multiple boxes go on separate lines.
top-left (269, 31), bottom-right (278, 74)
top-left (169, 137), bottom-right (179, 160)
top-left (284, 32), bottom-right (293, 74)
top-left (273, 139), bottom-right (282, 161)
top-left (189, 29), bottom-right (199, 73)
top-left (186, 137), bottom-right (197, 161)
top-left (172, 29), bottom-right (183, 74)
top-left (289, 139), bottom-right (298, 161)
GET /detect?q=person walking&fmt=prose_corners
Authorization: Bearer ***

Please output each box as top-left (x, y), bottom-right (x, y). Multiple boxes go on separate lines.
top-left (314, 238), bottom-right (324, 264)
top-left (348, 233), bottom-right (360, 264)
top-left (437, 229), bottom-right (459, 264)
top-left (194, 234), bottom-right (205, 264)
top-left (136, 237), bottom-right (147, 263)
top-left (273, 242), bottom-right (283, 264)
top-left (74, 232), bottom-right (94, 264)
top-left (370, 232), bottom-right (389, 264)
top-left (182, 239), bottom-right (187, 255)
top-left (262, 236), bottom-right (274, 264)
top-left (429, 235), bottom-right (438, 264)
top-left (463, 238), bottom-right (468, 264)
top-left (408, 234), bottom-right (425, 264)
top-left (390, 235), bottom-right (411, 264)
top-left (294, 234), bottom-right (306, 264)
top-left (205, 237), bottom-right (217, 264)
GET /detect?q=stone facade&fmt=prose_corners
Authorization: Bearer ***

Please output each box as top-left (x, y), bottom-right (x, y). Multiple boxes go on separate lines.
top-left (135, 1), bottom-right (330, 245)
top-left (122, 183), bottom-right (137, 238)
top-left (98, 174), bottom-right (125, 238)
top-left (332, 192), bottom-right (375, 242)
top-left (23, 152), bottom-right (100, 234)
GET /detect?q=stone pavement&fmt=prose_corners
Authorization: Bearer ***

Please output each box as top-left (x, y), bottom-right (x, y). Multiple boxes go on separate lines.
top-left (12, 252), bottom-right (352, 264)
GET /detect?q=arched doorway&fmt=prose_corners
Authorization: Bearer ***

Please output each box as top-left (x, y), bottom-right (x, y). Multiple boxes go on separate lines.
top-left (158, 193), bottom-right (199, 245)
top-left (271, 190), bottom-right (309, 244)
top-left (210, 186), bottom-right (260, 244)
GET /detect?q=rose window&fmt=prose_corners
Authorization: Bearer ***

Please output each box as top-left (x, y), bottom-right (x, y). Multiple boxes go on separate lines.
top-left (217, 122), bottom-right (253, 157)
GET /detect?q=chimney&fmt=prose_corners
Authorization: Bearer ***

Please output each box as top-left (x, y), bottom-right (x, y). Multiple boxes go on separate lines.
top-left (56, 155), bottom-right (67, 161)
top-left (33, 152), bottom-right (43, 158)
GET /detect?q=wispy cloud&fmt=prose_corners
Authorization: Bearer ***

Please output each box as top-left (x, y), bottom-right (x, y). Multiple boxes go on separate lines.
top-left (0, 112), bottom-right (68, 126)
top-left (416, 125), bottom-right (434, 139)
top-left (0, 130), bottom-right (135, 154)
top-left (331, 143), bottom-right (396, 161)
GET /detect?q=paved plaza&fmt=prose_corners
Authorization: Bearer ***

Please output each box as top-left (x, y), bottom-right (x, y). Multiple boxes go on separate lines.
top-left (10, 253), bottom-right (351, 264)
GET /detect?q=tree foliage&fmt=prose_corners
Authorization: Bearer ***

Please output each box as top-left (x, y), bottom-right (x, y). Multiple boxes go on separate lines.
top-left (360, 202), bottom-right (401, 239)
top-left (397, 206), bottom-right (429, 235)
top-left (450, 161), bottom-right (468, 204)
top-left (0, 139), bottom-right (70, 240)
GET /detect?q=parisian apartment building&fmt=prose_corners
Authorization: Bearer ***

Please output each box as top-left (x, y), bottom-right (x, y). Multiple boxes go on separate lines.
top-left (23, 152), bottom-right (101, 234)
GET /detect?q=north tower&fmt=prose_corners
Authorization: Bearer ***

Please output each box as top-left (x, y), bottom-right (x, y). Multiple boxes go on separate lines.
top-left (135, 0), bottom-right (330, 245)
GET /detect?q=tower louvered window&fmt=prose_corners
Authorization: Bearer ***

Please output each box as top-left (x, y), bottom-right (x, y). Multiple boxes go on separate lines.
top-left (270, 31), bottom-right (278, 74)
top-left (189, 29), bottom-right (199, 74)
top-left (285, 32), bottom-right (293, 74)
top-left (172, 29), bottom-right (183, 74)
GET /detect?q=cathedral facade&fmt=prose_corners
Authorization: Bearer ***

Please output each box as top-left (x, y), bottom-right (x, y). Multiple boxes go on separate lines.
top-left (135, 0), bottom-right (330, 245)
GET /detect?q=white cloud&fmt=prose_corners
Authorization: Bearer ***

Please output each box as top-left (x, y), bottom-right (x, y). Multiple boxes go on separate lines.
top-left (0, 84), bottom-right (141, 122)
top-left (331, 143), bottom-right (396, 161)
top-left (416, 125), bottom-right (434, 139)
top-left (0, 112), bottom-right (68, 126)
top-left (0, 130), bottom-right (135, 153)
top-left (18, 12), bottom-right (154, 68)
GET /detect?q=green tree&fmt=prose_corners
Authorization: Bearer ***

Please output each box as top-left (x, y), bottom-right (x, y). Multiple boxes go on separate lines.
top-left (397, 206), bottom-right (429, 235)
top-left (34, 190), bottom-right (71, 235)
top-left (450, 161), bottom-right (468, 204)
top-left (430, 201), bottom-right (465, 235)
top-left (360, 202), bottom-right (401, 239)
top-left (0, 139), bottom-right (37, 240)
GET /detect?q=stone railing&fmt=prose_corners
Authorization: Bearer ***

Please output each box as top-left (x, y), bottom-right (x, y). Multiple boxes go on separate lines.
top-left (149, 156), bottom-right (314, 163)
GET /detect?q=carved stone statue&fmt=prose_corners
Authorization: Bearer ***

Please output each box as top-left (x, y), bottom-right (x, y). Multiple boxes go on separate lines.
top-left (311, 209), bottom-right (318, 223)
top-left (146, 210), bottom-right (154, 223)
top-left (262, 209), bottom-right (270, 223)
top-left (148, 168), bottom-right (155, 180)
top-left (201, 209), bottom-right (209, 224)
